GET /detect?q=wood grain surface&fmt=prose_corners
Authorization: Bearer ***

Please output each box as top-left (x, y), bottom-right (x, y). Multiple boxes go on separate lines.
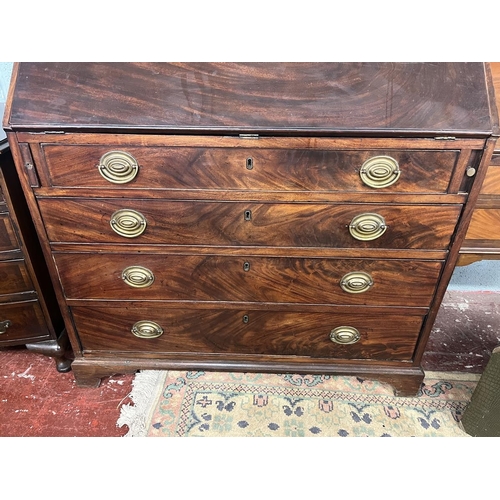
top-left (466, 209), bottom-right (500, 240)
top-left (41, 143), bottom-right (459, 193)
top-left (38, 198), bottom-right (462, 250)
top-left (479, 164), bottom-right (500, 195)
top-left (0, 300), bottom-right (50, 344)
top-left (53, 252), bottom-right (443, 307)
top-left (72, 305), bottom-right (424, 361)
top-left (0, 214), bottom-right (20, 252)
top-left (0, 259), bottom-right (33, 296)
top-left (6, 63), bottom-right (494, 136)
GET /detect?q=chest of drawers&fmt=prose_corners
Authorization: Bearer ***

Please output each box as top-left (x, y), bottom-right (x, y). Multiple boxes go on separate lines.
top-left (0, 142), bottom-right (69, 371)
top-left (3, 63), bottom-right (498, 395)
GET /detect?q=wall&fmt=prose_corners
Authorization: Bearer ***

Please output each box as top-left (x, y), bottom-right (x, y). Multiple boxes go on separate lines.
top-left (449, 260), bottom-right (500, 291)
top-left (0, 62), bottom-right (14, 142)
top-left (0, 62), bottom-right (498, 290)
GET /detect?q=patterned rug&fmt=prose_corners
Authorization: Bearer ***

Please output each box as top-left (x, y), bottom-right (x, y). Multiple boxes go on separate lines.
top-left (117, 370), bottom-right (479, 437)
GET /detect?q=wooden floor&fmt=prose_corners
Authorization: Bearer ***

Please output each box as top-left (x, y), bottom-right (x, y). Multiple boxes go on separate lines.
top-left (1, 289), bottom-right (499, 437)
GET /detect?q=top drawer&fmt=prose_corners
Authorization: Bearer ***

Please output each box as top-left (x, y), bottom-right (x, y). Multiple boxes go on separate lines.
top-left (40, 144), bottom-right (460, 194)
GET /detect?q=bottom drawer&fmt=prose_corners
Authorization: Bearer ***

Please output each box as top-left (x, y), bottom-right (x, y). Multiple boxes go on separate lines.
top-left (72, 305), bottom-right (425, 362)
top-left (0, 300), bottom-right (51, 345)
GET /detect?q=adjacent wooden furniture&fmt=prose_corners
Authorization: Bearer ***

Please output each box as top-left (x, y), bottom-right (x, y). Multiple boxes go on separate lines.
top-left (3, 63), bottom-right (498, 395)
top-left (0, 140), bottom-right (70, 371)
top-left (458, 62), bottom-right (500, 266)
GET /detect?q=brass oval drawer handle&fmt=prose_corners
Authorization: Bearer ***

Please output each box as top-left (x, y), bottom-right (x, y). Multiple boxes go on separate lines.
top-left (98, 151), bottom-right (139, 184)
top-left (131, 320), bottom-right (164, 339)
top-left (0, 320), bottom-right (12, 335)
top-left (349, 213), bottom-right (387, 241)
top-left (330, 326), bottom-right (360, 345)
top-left (340, 272), bottom-right (374, 294)
top-left (360, 155), bottom-right (400, 188)
top-left (122, 266), bottom-right (155, 288)
top-left (110, 209), bottom-right (147, 238)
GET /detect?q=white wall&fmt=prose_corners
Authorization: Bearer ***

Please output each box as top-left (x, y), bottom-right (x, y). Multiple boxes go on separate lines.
top-left (0, 62), bottom-right (13, 100)
top-left (0, 62), bottom-right (14, 141)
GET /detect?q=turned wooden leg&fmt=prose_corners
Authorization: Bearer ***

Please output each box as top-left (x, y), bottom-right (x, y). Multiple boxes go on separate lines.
top-left (26, 330), bottom-right (72, 373)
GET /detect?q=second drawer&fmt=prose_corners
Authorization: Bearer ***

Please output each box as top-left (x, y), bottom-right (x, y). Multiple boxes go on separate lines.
top-left (39, 198), bottom-right (462, 250)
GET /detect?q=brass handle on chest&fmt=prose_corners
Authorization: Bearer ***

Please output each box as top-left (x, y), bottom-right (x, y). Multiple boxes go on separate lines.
top-left (340, 272), bottom-right (374, 294)
top-left (122, 266), bottom-right (155, 288)
top-left (110, 209), bottom-right (147, 238)
top-left (330, 326), bottom-right (360, 345)
top-left (131, 320), bottom-right (164, 339)
top-left (360, 155), bottom-right (400, 188)
top-left (98, 151), bottom-right (139, 184)
top-left (0, 320), bottom-right (12, 335)
top-left (349, 213), bottom-right (387, 241)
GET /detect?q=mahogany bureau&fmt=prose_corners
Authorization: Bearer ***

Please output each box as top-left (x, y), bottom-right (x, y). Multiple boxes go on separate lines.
top-left (3, 63), bottom-right (498, 395)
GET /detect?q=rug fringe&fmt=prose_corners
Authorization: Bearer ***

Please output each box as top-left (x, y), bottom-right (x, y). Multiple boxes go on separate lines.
top-left (117, 370), bottom-right (166, 437)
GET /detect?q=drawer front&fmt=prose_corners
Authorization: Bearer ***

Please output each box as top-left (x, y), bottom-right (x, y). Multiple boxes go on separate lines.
top-left (72, 305), bottom-right (424, 361)
top-left (465, 209), bottom-right (500, 240)
top-left (54, 253), bottom-right (443, 307)
top-left (479, 163), bottom-right (500, 195)
top-left (0, 214), bottom-right (20, 253)
top-left (39, 198), bottom-right (462, 250)
top-left (0, 259), bottom-right (34, 296)
top-left (42, 144), bottom-right (458, 193)
top-left (0, 300), bottom-right (50, 344)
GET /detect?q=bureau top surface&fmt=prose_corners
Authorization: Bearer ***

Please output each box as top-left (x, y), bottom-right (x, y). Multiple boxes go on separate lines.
top-left (3, 62), bottom-right (498, 137)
